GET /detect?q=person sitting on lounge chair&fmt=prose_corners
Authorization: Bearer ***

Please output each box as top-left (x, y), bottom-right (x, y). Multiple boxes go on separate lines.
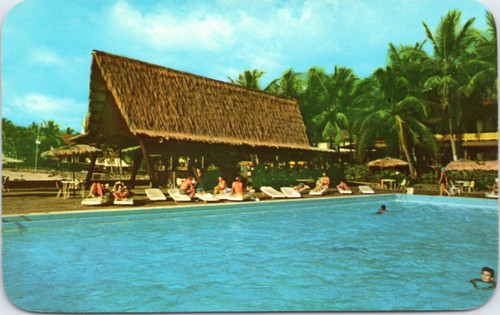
top-left (179, 177), bottom-right (196, 198)
top-left (213, 176), bottom-right (227, 195)
top-left (312, 173), bottom-right (330, 192)
top-left (338, 181), bottom-right (349, 191)
top-left (88, 182), bottom-right (109, 198)
top-left (293, 182), bottom-right (310, 192)
top-left (113, 185), bottom-right (134, 200)
top-left (231, 177), bottom-right (244, 197)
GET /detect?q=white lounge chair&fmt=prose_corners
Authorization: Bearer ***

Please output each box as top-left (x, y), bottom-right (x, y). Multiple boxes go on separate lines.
top-left (145, 188), bottom-right (167, 201)
top-left (81, 197), bottom-right (106, 206)
top-left (218, 189), bottom-right (255, 201)
top-left (218, 193), bottom-right (244, 201)
top-left (195, 192), bottom-right (220, 203)
top-left (309, 186), bottom-right (328, 195)
top-left (114, 198), bottom-right (134, 205)
top-left (358, 185), bottom-right (375, 194)
top-left (261, 186), bottom-right (286, 199)
top-left (167, 189), bottom-right (191, 202)
top-left (337, 185), bottom-right (352, 194)
top-left (485, 191), bottom-right (498, 199)
top-left (280, 187), bottom-right (301, 198)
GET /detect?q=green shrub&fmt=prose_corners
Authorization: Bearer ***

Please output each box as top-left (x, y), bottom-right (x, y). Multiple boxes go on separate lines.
top-left (419, 171), bottom-right (437, 184)
top-left (344, 164), bottom-right (373, 182)
top-left (251, 164), bottom-right (343, 190)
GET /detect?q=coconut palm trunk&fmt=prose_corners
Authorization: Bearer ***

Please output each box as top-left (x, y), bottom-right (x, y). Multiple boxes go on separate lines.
top-left (398, 119), bottom-right (416, 179)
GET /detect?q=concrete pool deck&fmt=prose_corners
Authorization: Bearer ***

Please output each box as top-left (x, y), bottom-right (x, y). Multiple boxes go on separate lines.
top-left (1, 184), bottom-right (494, 217)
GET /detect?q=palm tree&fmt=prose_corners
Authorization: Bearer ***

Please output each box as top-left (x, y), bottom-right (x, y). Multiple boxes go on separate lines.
top-left (228, 69), bottom-right (266, 90)
top-left (40, 120), bottom-right (62, 138)
top-left (464, 11), bottom-right (497, 103)
top-left (356, 66), bottom-right (437, 178)
top-left (422, 9), bottom-right (476, 161)
top-left (264, 68), bottom-right (304, 99)
top-left (310, 66), bottom-right (358, 150)
top-left (64, 127), bottom-right (76, 135)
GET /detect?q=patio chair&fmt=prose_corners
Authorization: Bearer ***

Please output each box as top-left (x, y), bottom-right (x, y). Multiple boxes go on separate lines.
top-left (81, 197), bottom-right (107, 206)
top-left (145, 188), bottom-right (167, 201)
top-left (358, 185), bottom-right (375, 194)
top-left (167, 188), bottom-right (191, 202)
top-left (195, 192), bottom-right (220, 203)
top-left (280, 187), bottom-right (302, 198)
top-left (450, 182), bottom-right (460, 196)
top-left (397, 178), bottom-right (407, 190)
top-left (309, 186), bottom-right (328, 196)
top-left (114, 198), bottom-right (134, 205)
top-left (261, 186), bottom-right (286, 199)
top-left (337, 185), bottom-right (352, 194)
top-left (468, 180), bottom-right (475, 192)
top-left (55, 180), bottom-right (63, 198)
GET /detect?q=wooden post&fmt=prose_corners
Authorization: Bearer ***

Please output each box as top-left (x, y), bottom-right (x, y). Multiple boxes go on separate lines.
top-left (139, 138), bottom-right (157, 187)
top-left (84, 152), bottom-right (98, 189)
top-left (129, 149), bottom-right (143, 188)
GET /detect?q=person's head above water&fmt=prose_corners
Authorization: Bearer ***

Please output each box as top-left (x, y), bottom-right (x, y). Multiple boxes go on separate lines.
top-left (381, 205), bottom-right (386, 210)
top-left (482, 267), bottom-right (495, 282)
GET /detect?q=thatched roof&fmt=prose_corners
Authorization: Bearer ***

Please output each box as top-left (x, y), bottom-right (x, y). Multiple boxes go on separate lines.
top-left (41, 144), bottom-right (101, 159)
top-left (2, 155), bottom-right (24, 164)
top-left (445, 159), bottom-right (483, 171)
top-left (76, 50), bottom-right (318, 151)
top-left (367, 157), bottom-right (409, 168)
top-left (481, 160), bottom-right (498, 171)
top-left (445, 159), bottom-right (498, 172)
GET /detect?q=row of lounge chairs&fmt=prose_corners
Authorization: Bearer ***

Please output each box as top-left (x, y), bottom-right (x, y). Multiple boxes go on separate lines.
top-left (260, 184), bottom-right (375, 199)
top-left (81, 184), bottom-right (377, 207)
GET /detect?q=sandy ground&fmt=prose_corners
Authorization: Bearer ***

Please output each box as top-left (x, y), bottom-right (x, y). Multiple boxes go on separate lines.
top-left (2, 170), bottom-right (66, 181)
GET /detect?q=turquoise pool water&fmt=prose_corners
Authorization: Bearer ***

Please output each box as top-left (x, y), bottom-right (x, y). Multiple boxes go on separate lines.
top-left (2, 195), bottom-right (498, 312)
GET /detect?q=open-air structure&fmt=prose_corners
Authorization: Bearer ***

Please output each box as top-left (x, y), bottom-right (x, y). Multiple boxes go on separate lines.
top-left (75, 50), bottom-right (333, 187)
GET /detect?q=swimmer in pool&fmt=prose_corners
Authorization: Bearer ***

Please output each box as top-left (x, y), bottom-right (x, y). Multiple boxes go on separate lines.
top-left (376, 204), bottom-right (387, 214)
top-left (470, 267), bottom-right (497, 289)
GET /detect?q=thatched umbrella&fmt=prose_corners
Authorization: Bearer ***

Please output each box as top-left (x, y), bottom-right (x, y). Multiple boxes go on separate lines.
top-left (42, 145), bottom-right (102, 196)
top-left (367, 157), bottom-right (409, 168)
top-left (41, 144), bottom-right (101, 159)
top-left (2, 155), bottom-right (24, 165)
top-left (480, 160), bottom-right (498, 172)
top-left (444, 159), bottom-right (483, 172)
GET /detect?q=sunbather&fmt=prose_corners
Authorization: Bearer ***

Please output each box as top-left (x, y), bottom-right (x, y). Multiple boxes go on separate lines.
top-left (320, 173), bottom-right (330, 187)
top-left (179, 177), bottom-right (196, 198)
top-left (293, 182), bottom-right (310, 192)
top-left (88, 182), bottom-right (109, 197)
top-left (112, 185), bottom-right (134, 200)
top-left (213, 177), bottom-right (227, 195)
top-left (312, 173), bottom-right (330, 192)
top-left (338, 181), bottom-right (350, 190)
top-left (231, 177), bottom-right (244, 196)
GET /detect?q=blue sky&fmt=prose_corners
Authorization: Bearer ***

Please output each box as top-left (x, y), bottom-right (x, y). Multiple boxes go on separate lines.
top-left (0, 0), bottom-right (494, 132)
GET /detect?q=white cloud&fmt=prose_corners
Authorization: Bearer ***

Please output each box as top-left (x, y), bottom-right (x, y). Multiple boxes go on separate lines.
top-left (12, 94), bottom-right (87, 129)
top-left (16, 93), bottom-right (85, 112)
top-left (110, 0), bottom-right (234, 51)
top-left (28, 48), bottom-right (65, 65)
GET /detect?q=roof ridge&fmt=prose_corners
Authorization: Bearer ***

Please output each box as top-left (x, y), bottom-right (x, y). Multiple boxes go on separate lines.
top-left (92, 50), bottom-right (297, 104)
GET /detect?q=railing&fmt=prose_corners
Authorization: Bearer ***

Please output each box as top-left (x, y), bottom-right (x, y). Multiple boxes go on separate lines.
top-left (435, 132), bottom-right (498, 142)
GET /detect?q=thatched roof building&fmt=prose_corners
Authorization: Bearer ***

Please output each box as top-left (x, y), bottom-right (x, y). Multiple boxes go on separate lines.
top-left (77, 50), bottom-right (314, 150)
top-left (76, 50), bottom-right (330, 186)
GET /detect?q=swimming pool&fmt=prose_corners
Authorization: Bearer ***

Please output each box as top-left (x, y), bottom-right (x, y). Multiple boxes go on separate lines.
top-left (2, 195), bottom-right (498, 312)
